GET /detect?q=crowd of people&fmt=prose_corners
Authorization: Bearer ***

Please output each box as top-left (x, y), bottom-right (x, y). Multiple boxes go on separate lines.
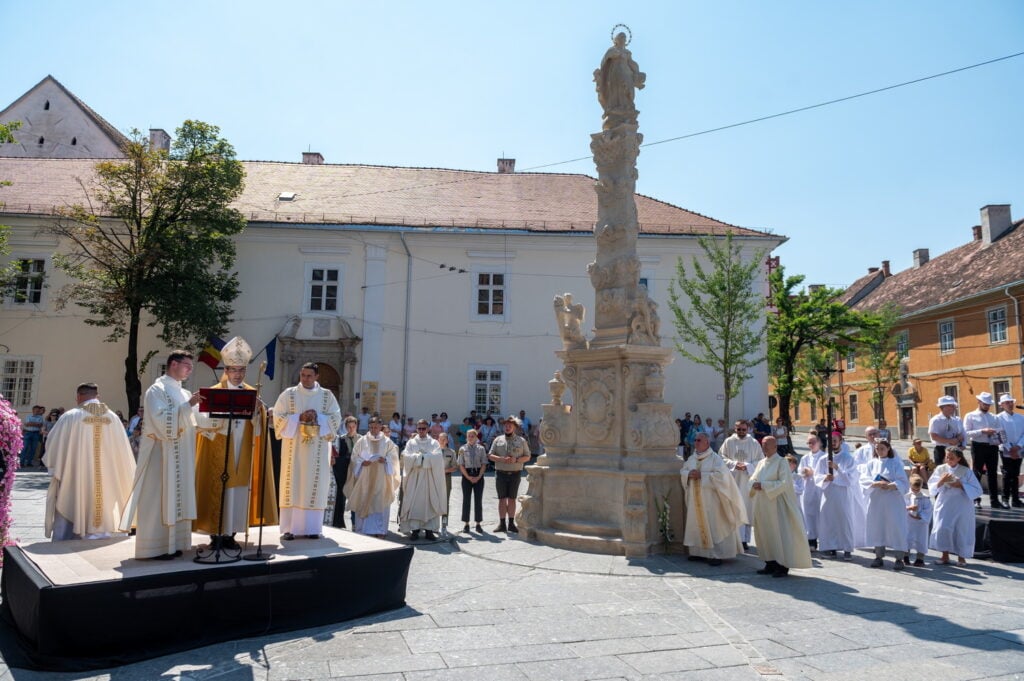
top-left (680, 391), bottom-right (1024, 576)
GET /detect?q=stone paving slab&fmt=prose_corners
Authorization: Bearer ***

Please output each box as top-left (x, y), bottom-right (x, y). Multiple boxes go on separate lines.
top-left (3, 467), bottom-right (1024, 680)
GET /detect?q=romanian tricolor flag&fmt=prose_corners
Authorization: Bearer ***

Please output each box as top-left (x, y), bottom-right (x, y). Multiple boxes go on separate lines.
top-left (197, 336), bottom-right (226, 369)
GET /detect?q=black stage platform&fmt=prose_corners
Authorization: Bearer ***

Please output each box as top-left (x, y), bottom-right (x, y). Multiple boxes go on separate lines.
top-left (975, 507), bottom-right (1024, 562)
top-left (0, 527), bottom-right (413, 671)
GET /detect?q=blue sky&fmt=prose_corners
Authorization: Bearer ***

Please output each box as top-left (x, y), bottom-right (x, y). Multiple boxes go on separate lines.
top-left (2, 1), bottom-right (1021, 289)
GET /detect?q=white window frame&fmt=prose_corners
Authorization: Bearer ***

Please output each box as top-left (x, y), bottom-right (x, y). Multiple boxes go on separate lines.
top-left (470, 266), bottom-right (509, 322)
top-left (1, 355), bottom-right (40, 408)
top-left (468, 364), bottom-right (507, 416)
top-left (845, 350), bottom-right (856, 371)
top-left (304, 262), bottom-right (344, 314)
top-left (993, 379), bottom-right (1011, 400)
top-left (896, 330), bottom-right (909, 360)
top-left (938, 319), bottom-right (955, 354)
top-left (987, 306), bottom-right (1008, 345)
top-left (3, 254), bottom-right (49, 308)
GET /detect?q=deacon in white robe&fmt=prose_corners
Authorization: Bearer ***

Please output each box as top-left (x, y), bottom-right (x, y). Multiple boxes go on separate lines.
top-left (928, 448), bottom-right (983, 564)
top-left (798, 433), bottom-right (827, 550)
top-left (719, 421), bottom-right (763, 545)
top-left (399, 422), bottom-right (447, 538)
top-left (346, 417), bottom-right (400, 537)
top-left (681, 433), bottom-right (747, 564)
top-left (194, 337), bottom-right (277, 548)
top-left (749, 437), bottom-right (812, 577)
top-left (45, 383), bottom-right (136, 541)
top-left (273, 363), bottom-right (342, 539)
top-left (905, 478), bottom-right (933, 563)
top-left (120, 351), bottom-right (201, 559)
top-left (812, 443), bottom-right (860, 557)
top-left (860, 440), bottom-right (909, 569)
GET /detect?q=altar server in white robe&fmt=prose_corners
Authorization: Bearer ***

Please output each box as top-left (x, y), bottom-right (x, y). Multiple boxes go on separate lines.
top-left (812, 431), bottom-right (861, 560)
top-left (346, 416), bottom-right (400, 537)
top-left (720, 420), bottom-right (763, 547)
top-left (45, 382), bottom-right (136, 541)
top-left (399, 419), bottom-right (447, 540)
top-left (749, 437), bottom-right (812, 577)
top-left (681, 432), bottom-right (747, 565)
top-left (273, 362), bottom-right (342, 539)
top-left (798, 433), bottom-right (828, 551)
top-left (928, 447), bottom-right (983, 566)
top-left (860, 439), bottom-right (910, 570)
top-left (120, 351), bottom-right (201, 559)
top-left (904, 474), bottom-right (932, 566)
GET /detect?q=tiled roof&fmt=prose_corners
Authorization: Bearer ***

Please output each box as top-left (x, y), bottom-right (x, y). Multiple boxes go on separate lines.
top-left (0, 158), bottom-right (778, 238)
top-left (848, 221), bottom-right (1024, 316)
top-left (838, 270), bottom-right (884, 306)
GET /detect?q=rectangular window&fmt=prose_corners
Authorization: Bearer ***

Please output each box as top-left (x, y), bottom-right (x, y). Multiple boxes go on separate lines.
top-left (846, 351), bottom-right (856, 371)
top-left (470, 366), bottom-right (505, 415)
top-left (475, 272), bottom-right (506, 318)
top-left (10, 258), bottom-right (45, 305)
top-left (993, 379), bottom-right (1010, 399)
top-left (304, 263), bottom-right (342, 313)
top-left (848, 393), bottom-right (859, 421)
top-left (938, 320), bottom-right (955, 353)
top-left (794, 402), bottom-right (801, 421)
top-left (988, 307), bottom-right (1007, 344)
top-left (943, 384), bottom-right (959, 415)
top-left (896, 331), bottom-right (909, 360)
top-left (810, 400), bottom-right (817, 422)
top-left (1, 357), bottom-right (38, 407)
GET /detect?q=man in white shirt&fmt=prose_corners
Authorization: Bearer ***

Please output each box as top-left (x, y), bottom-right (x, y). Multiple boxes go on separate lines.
top-left (929, 395), bottom-right (965, 469)
top-left (996, 394), bottom-right (1024, 508)
top-left (964, 391), bottom-right (1004, 509)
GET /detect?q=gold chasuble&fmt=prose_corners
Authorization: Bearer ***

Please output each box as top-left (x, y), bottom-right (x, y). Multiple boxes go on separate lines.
top-left (194, 378), bottom-right (278, 535)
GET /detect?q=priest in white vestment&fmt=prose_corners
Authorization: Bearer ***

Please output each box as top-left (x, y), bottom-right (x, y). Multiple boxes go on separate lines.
top-left (681, 432), bottom-right (747, 565)
top-left (45, 382), bottom-right (136, 541)
top-left (120, 351), bottom-right (201, 559)
top-left (346, 417), bottom-right (400, 537)
top-left (194, 337), bottom-right (278, 549)
top-left (928, 447), bottom-right (983, 565)
top-left (749, 437), bottom-right (812, 577)
top-left (719, 420), bottom-right (763, 546)
top-left (273, 362), bottom-right (342, 540)
top-left (399, 419), bottom-right (447, 540)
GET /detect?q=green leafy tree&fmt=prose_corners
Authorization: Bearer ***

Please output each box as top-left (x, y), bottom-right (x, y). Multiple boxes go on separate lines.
top-left (0, 120), bottom-right (24, 295)
top-left (855, 304), bottom-right (902, 427)
top-left (767, 266), bottom-right (867, 427)
top-left (667, 232), bottom-right (767, 426)
top-left (51, 120), bottom-right (246, 412)
top-left (793, 344), bottom-right (836, 423)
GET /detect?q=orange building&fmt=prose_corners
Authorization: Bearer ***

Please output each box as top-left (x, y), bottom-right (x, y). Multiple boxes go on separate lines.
top-left (786, 205), bottom-right (1024, 439)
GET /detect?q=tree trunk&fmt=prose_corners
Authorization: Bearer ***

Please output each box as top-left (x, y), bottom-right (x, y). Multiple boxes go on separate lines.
top-left (721, 375), bottom-right (731, 431)
top-left (125, 307), bottom-right (143, 414)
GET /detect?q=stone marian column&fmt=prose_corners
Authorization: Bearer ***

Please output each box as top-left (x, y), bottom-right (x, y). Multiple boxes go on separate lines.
top-left (517, 31), bottom-right (685, 557)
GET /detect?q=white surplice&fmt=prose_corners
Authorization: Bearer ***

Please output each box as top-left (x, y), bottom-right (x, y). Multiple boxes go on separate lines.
top-left (798, 449), bottom-right (826, 540)
top-left (905, 490), bottom-right (933, 555)
top-left (928, 463), bottom-right (983, 558)
top-left (860, 456), bottom-right (909, 550)
top-left (720, 434), bottom-right (763, 543)
top-left (399, 435), bottom-right (446, 533)
top-left (45, 399), bottom-right (136, 541)
top-left (681, 448), bottom-right (747, 559)
top-left (120, 375), bottom-right (198, 558)
top-left (812, 448), bottom-right (863, 552)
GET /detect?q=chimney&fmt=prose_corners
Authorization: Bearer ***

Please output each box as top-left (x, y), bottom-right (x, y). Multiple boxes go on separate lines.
top-left (149, 128), bottom-right (171, 152)
top-left (808, 284), bottom-right (824, 293)
top-left (912, 248), bottom-right (930, 268)
top-left (497, 158), bottom-right (515, 174)
top-left (881, 260), bottom-right (891, 277)
top-left (868, 267), bottom-right (879, 274)
top-left (980, 204), bottom-right (1012, 244)
top-left (972, 225), bottom-right (982, 241)
top-left (302, 152), bottom-right (324, 165)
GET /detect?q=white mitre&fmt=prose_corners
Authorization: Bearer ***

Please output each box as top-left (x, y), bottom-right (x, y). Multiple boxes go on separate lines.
top-left (221, 336), bottom-right (253, 367)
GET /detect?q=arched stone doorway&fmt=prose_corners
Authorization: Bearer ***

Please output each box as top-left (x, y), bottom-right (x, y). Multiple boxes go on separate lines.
top-left (276, 314), bottom-right (361, 414)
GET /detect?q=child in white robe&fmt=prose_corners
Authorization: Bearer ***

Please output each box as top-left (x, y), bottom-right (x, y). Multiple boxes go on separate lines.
top-left (904, 475), bottom-right (932, 566)
top-left (813, 440), bottom-right (859, 560)
top-left (860, 439), bottom-right (910, 570)
top-left (928, 447), bottom-right (983, 566)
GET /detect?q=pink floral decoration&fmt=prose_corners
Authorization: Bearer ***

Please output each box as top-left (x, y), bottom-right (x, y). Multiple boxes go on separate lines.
top-left (0, 394), bottom-right (23, 561)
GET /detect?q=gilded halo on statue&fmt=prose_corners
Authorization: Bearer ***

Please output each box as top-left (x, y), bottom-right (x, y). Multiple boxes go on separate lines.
top-left (610, 23), bottom-right (632, 45)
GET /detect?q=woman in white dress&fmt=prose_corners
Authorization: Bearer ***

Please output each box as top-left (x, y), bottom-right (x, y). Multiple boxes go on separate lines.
top-left (928, 447), bottom-right (983, 566)
top-left (860, 439), bottom-right (909, 570)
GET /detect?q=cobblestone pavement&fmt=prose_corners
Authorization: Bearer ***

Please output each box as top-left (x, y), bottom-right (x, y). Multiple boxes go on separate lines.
top-left (2, 444), bottom-right (1023, 681)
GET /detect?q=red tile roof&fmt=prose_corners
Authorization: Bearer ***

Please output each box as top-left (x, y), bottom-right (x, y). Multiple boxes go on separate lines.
top-left (0, 157), bottom-right (777, 239)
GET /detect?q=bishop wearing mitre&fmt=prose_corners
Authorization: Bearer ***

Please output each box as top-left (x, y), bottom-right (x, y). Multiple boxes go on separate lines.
top-left (194, 336), bottom-right (278, 549)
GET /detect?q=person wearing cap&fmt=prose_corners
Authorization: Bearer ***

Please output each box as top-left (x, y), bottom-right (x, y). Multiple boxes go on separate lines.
top-left (964, 392), bottom-right (1005, 509)
top-left (488, 414), bottom-right (531, 533)
top-left (273, 362), bottom-right (343, 539)
top-left (929, 395), bottom-right (965, 469)
top-left (194, 337), bottom-right (279, 549)
top-left (996, 394), bottom-right (1024, 507)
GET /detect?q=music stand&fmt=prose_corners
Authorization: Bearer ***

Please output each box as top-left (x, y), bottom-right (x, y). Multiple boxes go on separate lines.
top-left (194, 387), bottom-right (257, 564)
